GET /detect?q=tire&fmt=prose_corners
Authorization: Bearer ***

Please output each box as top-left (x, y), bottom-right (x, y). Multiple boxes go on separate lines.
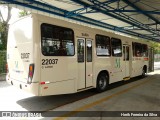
top-left (96, 73), bottom-right (109, 92)
top-left (141, 67), bottom-right (146, 78)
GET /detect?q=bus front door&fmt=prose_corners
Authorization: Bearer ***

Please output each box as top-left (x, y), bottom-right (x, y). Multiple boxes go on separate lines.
top-left (77, 38), bottom-right (93, 90)
top-left (123, 45), bottom-right (130, 78)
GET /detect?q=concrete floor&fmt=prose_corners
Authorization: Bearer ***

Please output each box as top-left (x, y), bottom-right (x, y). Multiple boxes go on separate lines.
top-left (0, 63), bottom-right (160, 120)
top-left (48, 71), bottom-right (160, 120)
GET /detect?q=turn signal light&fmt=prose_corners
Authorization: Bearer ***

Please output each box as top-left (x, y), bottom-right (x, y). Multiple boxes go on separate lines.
top-left (28, 64), bottom-right (34, 84)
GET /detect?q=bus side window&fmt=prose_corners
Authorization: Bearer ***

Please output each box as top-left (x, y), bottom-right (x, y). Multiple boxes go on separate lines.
top-left (111, 38), bottom-right (122, 57)
top-left (142, 44), bottom-right (148, 57)
top-left (126, 46), bottom-right (129, 60)
top-left (87, 40), bottom-right (92, 62)
top-left (134, 43), bottom-right (142, 57)
top-left (132, 42), bottom-right (135, 56)
top-left (77, 39), bottom-right (84, 62)
top-left (66, 43), bottom-right (74, 55)
top-left (42, 41), bottom-right (50, 55)
top-left (41, 23), bottom-right (74, 56)
top-left (123, 46), bottom-right (125, 60)
top-left (95, 34), bottom-right (111, 56)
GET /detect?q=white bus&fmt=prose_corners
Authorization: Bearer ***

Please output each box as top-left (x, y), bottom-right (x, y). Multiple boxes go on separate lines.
top-left (6, 14), bottom-right (154, 96)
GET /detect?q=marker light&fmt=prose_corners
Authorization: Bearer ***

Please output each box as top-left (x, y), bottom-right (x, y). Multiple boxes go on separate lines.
top-left (40, 81), bottom-right (50, 85)
top-left (40, 82), bottom-right (45, 85)
top-left (6, 63), bottom-right (8, 73)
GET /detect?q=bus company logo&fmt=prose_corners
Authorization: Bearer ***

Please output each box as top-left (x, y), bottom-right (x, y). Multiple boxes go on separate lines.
top-left (115, 58), bottom-right (120, 68)
top-left (2, 112), bottom-right (11, 117)
top-left (82, 33), bottom-right (89, 37)
top-left (15, 61), bottom-right (18, 69)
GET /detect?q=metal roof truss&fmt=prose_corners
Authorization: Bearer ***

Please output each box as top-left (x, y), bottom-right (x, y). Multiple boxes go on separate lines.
top-left (1, 0), bottom-right (160, 42)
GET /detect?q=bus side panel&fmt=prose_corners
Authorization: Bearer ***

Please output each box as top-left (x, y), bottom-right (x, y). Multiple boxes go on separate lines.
top-left (93, 57), bottom-right (112, 84)
top-left (32, 16), bottom-right (42, 96)
top-left (38, 20), bottom-right (77, 96)
top-left (110, 57), bottom-right (124, 83)
top-left (40, 57), bottom-right (76, 96)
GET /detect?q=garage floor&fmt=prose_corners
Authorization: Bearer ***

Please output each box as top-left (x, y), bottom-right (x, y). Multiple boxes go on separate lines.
top-left (0, 63), bottom-right (160, 120)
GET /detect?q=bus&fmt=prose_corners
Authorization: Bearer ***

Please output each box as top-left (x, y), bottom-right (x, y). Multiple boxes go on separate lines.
top-left (6, 14), bottom-right (154, 96)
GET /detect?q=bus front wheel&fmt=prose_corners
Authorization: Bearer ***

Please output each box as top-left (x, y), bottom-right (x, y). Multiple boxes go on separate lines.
top-left (96, 73), bottom-right (109, 92)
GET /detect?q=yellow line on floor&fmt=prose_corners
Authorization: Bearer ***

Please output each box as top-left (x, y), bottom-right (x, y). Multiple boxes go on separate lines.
top-left (54, 78), bottom-right (152, 120)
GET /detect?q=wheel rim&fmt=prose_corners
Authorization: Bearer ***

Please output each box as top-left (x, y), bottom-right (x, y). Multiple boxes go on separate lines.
top-left (99, 76), bottom-right (107, 90)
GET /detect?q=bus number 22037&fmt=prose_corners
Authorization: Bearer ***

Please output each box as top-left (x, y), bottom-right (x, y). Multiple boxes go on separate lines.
top-left (42, 59), bottom-right (58, 65)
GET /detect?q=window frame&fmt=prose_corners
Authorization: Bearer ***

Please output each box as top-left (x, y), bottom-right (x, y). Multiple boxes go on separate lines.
top-left (41, 23), bottom-right (75, 56)
top-left (95, 34), bottom-right (111, 56)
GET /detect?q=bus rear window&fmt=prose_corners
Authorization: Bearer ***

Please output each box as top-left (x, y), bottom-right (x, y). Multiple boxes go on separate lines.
top-left (41, 23), bottom-right (74, 56)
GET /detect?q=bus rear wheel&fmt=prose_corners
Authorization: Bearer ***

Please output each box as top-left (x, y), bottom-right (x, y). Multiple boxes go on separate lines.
top-left (141, 67), bottom-right (146, 78)
top-left (96, 73), bottom-right (109, 92)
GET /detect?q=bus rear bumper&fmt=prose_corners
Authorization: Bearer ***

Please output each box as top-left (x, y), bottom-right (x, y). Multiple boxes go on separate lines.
top-left (6, 75), bottom-right (39, 96)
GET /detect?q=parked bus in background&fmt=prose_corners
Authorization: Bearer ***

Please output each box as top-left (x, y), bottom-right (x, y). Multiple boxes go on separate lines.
top-left (6, 14), bottom-right (154, 96)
